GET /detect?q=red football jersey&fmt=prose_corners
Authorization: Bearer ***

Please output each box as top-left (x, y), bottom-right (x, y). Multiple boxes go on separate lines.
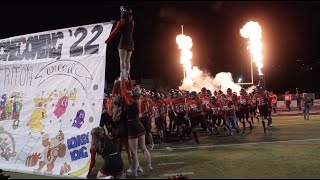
top-left (253, 92), bottom-right (268, 107)
top-left (226, 93), bottom-right (233, 101)
top-left (140, 96), bottom-right (151, 117)
top-left (207, 102), bottom-right (222, 116)
top-left (238, 95), bottom-right (251, 109)
top-left (153, 100), bottom-right (167, 118)
top-left (186, 98), bottom-right (204, 117)
top-left (270, 94), bottom-right (277, 104)
top-left (171, 97), bottom-right (187, 115)
top-left (222, 100), bottom-right (235, 116)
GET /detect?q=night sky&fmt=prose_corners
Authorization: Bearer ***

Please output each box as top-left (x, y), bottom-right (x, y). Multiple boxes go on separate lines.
top-left (2, 1), bottom-right (320, 93)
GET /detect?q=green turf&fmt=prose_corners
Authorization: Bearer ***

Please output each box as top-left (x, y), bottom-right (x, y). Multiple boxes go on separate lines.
top-left (3, 115), bottom-right (320, 179)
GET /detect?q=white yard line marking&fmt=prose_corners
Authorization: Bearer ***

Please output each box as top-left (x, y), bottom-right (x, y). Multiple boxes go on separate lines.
top-left (166, 147), bottom-right (173, 151)
top-left (273, 122), bottom-right (320, 126)
top-left (163, 172), bottom-right (194, 176)
top-left (154, 154), bottom-right (177, 157)
top-left (156, 138), bottom-right (320, 151)
top-left (158, 162), bottom-right (185, 166)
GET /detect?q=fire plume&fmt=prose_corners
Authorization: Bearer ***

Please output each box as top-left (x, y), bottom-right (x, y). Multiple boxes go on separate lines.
top-left (240, 21), bottom-right (264, 75)
top-left (176, 34), bottom-right (193, 77)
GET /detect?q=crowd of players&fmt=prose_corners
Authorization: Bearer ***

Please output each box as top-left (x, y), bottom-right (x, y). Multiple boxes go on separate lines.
top-left (90, 79), bottom-right (314, 179)
top-left (103, 84), bottom-right (278, 147)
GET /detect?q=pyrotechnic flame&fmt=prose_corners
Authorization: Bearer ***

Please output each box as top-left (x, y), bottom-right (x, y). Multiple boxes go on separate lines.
top-left (240, 21), bottom-right (263, 75)
top-left (176, 34), bottom-right (193, 77)
top-left (177, 32), bottom-right (255, 94)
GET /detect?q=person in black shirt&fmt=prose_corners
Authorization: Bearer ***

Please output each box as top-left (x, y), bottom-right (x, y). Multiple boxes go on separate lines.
top-left (119, 77), bottom-right (152, 177)
top-left (87, 127), bottom-right (125, 179)
top-left (106, 5), bottom-right (135, 81)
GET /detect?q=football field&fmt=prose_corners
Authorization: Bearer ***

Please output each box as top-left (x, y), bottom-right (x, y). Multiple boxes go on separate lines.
top-left (3, 115), bottom-right (320, 179)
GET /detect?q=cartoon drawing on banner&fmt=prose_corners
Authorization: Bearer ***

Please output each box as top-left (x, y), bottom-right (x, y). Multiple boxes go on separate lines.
top-left (0, 21), bottom-right (111, 178)
top-left (0, 92), bottom-right (23, 122)
top-left (60, 162), bottom-right (71, 175)
top-left (33, 130), bottom-right (66, 175)
top-left (53, 88), bottom-right (77, 118)
top-left (0, 127), bottom-right (17, 161)
top-left (72, 110), bottom-right (85, 129)
top-left (25, 152), bottom-right (41, 167)
top-left (68, 160), bottom-right (91, 177)
top-left (28, 91), bottom-right (53, 133)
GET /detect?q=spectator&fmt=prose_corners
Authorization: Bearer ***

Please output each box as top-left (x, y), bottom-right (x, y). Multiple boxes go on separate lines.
top-left (296, 93), bottom-right (312, 120)
top-left (284, 91), bottom-right (292, 111)
top-left (269, 91), bottom-right (277, 113)
top-left (296, 88), bottom-right (301, 110)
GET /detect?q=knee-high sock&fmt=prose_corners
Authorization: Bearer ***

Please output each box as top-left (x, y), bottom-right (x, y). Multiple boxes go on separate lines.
top-left (242, 121), bottom-right (246, 131)
top-left (192, 131), bottom-right (198, 140)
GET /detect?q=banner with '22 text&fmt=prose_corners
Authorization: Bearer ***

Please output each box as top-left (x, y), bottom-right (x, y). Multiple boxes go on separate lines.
top-left (0, 22), bottom-right (112, 178)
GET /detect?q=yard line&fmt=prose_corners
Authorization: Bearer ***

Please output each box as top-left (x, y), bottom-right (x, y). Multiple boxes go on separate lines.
top-left (166, 147), bottom-right (173, 151)
top-left (163, 172), bottom-right (194, 176)
top-left (157, 138), bottom-right (320, 151)
top-left (158, 162), bottom-right (185, 166)
top-left (259, 121), bottom-right (320, 127)
top-left (154, 154), bottom-right (177, 157)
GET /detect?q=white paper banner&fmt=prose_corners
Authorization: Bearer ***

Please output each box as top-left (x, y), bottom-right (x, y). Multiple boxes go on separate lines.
top-left (313, 99), bottom-right (320, 106)
top-left (0, 22), bottom-right (113, 178)
top-left (276, 100), bottom-right (297, 108)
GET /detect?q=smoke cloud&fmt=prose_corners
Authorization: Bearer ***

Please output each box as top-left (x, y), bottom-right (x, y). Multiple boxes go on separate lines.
top-left (179, 66), bottom-right (255, 94)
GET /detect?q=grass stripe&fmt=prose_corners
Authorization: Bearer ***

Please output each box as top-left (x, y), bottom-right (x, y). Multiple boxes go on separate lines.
top-left (163, 172), bottom-right (194, 176)
top-left (154, 154), bottom-right (177, 157)
top-left (158, 162), bottom-right (185, 166)
top-left (158, 138), bottom-right (320, 151)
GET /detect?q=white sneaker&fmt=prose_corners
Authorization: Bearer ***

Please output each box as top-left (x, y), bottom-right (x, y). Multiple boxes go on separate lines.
top-left (99, 176), bottom-right (114, 179)
top-left (137, 166), bottom-right (144, 173)
top-left (127, 166), bottom-right (143, 173)
top-left (269, 124), bottom-right (273, 127)
top-left (126, 167), bottom-right (132, 173)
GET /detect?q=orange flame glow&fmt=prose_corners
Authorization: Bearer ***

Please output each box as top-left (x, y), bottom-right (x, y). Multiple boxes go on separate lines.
top-left (240, 21), bottom-right (263, 75)
top-left (176, 34), bottom-right (193, 78)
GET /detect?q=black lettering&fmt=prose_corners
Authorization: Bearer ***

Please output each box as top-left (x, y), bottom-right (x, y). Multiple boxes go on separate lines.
top-left (20, 67), bottom-right (27, 86)
top-left (23, 36), bottom-right (39, 60)
top-left (4, 68), bottom-right (10, 85)
top-left (49, 32), bottom-right (63, 60)
top-left (12, 66), bottom-right (20, 86)
top-left (84, 25), bottom-right (103, 55)
top-left (8, 37), bottom-right (26, 61)
top-left (62, 64), bottom-right (67, 72)
top-left (57, 64), bottom-right (65, 72)
top-left (27, 66), bottom-right (33, 86)
top-left (47, 65), bottom-right (55, 76)
top-left (37, 34), bottom-right (51, 59)
top-left (70, 28), bottom-right (87, 57)
top-left (74, 67), bottom-right (82, 77)
top-left (0, 40), bottom-right (9, 61)
top-left (67, 64), bottom-right (74, 74)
